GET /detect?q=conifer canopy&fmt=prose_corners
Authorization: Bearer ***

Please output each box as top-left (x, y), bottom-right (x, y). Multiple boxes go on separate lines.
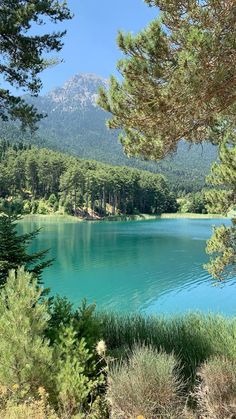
top-left (0, 0), bottom-right (72, 129)
top-left (98, 0), bottom-right (236, 160)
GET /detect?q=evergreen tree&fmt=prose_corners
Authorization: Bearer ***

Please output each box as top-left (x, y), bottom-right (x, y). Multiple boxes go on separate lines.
top-left (98, 0), bottom-right (236, 277)
top-left (98, 0), bottom-right (236, 160)
top-left (0, 0), bottom-right (72, 128)
top-left (0, 214), bottom-right (52, 286)
top-left (0, 267), bottom-right (52, 396)
top-left (205, 140), bottom-right (236, 279)
top-left (54, 324), bottom-right (105, 418)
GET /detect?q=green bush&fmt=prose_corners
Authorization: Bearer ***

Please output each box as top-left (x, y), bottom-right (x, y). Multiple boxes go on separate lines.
top-left (0, 268), bottom-right (53, 397)
top-left (54, 324), bottom-right (106, 418)
top-left (48, 194), bottom-right (57, 206)
top-left (195, 356), bottom-right (236, 418)
top-left (37, 200), bottom-right (49, 214)
top-left (107, 345), bottom-right (184, 419)
top-left (23, 200), bottom-right (32, 214)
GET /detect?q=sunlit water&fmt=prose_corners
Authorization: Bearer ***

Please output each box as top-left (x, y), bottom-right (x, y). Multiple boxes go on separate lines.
top-left (18, 217), bottom-right (236, 315)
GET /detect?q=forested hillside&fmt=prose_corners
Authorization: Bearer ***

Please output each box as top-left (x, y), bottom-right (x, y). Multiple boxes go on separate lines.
top-left (0, 73), bottom-right (217, 192)
top-left (0, 141), bottom-right (177, 217)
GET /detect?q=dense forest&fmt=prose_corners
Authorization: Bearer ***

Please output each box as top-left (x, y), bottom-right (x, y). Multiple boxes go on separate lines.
top-left (0, 140), bottom-right (177, 217)
top-left (0, 118), bottom-right (217, 194)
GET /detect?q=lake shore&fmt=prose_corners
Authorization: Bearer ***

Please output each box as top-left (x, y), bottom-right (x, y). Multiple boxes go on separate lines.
top-left (21, 212), bottom-right (227, 223)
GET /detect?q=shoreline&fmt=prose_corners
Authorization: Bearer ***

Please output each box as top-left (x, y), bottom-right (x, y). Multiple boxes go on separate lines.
top-left (20, 212), bottom-right (227, 223)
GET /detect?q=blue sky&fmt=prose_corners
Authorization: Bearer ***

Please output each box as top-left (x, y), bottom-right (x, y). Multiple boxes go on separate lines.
top-left (36, 0), bottom-right (158, 93)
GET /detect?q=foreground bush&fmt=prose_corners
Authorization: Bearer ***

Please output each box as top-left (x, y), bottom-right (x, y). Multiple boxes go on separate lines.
top-left (0, 267), bottom-right (53, 397)
top-left (0, 268), bottom-right (107, 418)
top-left (195, 356), bottom-right (236, 419)
top-left (107, 345), bottom-right (184, 419)
top-left (0, 387), bottom-right (58, 419)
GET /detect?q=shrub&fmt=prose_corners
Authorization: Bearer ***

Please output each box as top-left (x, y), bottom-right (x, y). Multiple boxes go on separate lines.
top-left (37, 199), bottom-right (49, 214)
top-left (195, 356), bottom-right (236, 418)
top-left (23, 200), bottom-right (32, 214)
top-left (0, 268), bottom-right (53, 398)
top-left (0, 387), bottom-right (58, 419)
top-left (48, 297), bottom-right (101, 347)
top-left (54, 324), bottom-right (106, 418)
top-left (107, 345), bottom-right (184, 419)
top-left (48, 194), bottom-right (57, 206)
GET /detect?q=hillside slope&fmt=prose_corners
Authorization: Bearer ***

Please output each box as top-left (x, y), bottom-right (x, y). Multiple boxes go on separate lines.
top-left (0, 73), bottom-right (217, 191)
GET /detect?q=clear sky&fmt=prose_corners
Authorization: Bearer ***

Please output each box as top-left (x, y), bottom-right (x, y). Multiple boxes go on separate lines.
top-left (38, 0), bottom-right (158, 93)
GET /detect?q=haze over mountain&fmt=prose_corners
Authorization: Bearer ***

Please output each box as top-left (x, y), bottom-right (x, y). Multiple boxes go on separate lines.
top-left (0, 73), bottom-right (218, 191)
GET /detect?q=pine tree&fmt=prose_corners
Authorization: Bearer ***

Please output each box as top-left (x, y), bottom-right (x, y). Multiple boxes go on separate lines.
top-left (98, 0), bottom-right (236, 160)
top-left (0, 0), bottom-right (72, 129)
top-left (205, 140), bottom-right (236, 279)
top-left (0, 267), bottom-right (52, 396)
top-left (54, 324), bottom-right (105, 418)
top-left (98, 0), bottom-right (236, 277)
top-left (0, 214), bottom-right (52, 286)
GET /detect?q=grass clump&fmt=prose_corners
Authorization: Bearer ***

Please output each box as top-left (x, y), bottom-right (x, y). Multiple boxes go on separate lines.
top-left (97, 312), bottom-right (236, 383)
top-left (195, 356), bottom-right (236, 418)
top-left (107, 345), bottom-right (185, 419)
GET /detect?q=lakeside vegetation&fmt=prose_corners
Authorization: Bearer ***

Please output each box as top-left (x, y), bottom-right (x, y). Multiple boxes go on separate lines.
top-left (21, 212), bottom-right (226, 224)
top-left (0, 140), bottom-right (177, 218)
top-left (0, 140), bottom-right (220, 221)
top-left (0, 263), bottom-right (236, 418)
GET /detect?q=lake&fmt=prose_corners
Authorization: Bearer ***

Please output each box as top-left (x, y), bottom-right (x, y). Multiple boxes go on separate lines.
top-left (18, 217), bottom-right (236, 315)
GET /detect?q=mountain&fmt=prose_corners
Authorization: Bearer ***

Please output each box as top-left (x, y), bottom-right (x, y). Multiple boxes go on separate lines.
top-left (0, 73), bottom-right (218, 192)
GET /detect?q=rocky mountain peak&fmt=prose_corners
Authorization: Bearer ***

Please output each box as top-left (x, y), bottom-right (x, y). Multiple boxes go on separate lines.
top-left (46, 73), bottom-right (108, 111)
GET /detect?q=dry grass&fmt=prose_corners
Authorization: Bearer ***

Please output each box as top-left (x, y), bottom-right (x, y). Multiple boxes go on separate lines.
top-left (0, 399), bottom-right (58, 419)
top-left (195, 356), bottom-right (236, 418)
top-left (107, 345), bottom-right (185, 419)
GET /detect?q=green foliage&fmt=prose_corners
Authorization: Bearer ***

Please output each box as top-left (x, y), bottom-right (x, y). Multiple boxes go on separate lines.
top-left (98, 0), bottom-right (236, 278)
top-left (98, 312), bottom-right (236, 383)
top-left (204, 139), bottom-right (236, 279)
top-left (0, 268), bottom-right (52, 397)
top-left (54, 324), bottom-right (105, 418)
top-left (48, 297), bottom-right (101, 349)
top-left (0, 0), bottom-right (72, 128)
top-left (178, 191), bottom-right (208, 214)
top-left (0, 268), bottom-right (107, 418)
top-left (107, 345), bottom-right (184, 419)
top-left (195, 356), bottom-right (236, 418)
top-left (98, 1), bottom-right (236, 160)
top-left (0, 142), bottom-right (177, 217)
top-left (0, 213), bottom-right (52, 286)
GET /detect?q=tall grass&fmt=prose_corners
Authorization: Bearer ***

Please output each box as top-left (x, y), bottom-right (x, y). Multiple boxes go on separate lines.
top-left (97, 312), bottom-right (236, 382)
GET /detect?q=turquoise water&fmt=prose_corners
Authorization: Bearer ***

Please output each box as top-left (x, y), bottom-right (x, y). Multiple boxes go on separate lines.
top-left (18, 218), bottom-right (236, 315)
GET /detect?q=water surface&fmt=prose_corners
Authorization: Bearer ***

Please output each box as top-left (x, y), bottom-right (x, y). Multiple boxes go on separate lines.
top-left (18, 218), bottom-right (236, 315)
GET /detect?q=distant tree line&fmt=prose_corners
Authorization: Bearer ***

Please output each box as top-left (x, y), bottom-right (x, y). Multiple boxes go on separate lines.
top-left (0, 140), bottom-right (177, 217)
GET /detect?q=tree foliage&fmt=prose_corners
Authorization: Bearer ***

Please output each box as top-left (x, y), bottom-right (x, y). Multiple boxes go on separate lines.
top-left (98, 0), bottom-right (236, 160)
top-left (0, 142), bottom-right (177, 217)
top-left (98, 0), bottom-right (236, 278)
top-left (0, 213), bottom-right (52, 286)
top-left (0, 0), bottom-right (72, 129)
top-left (0, 267), bottom-right (52, 396)
top-left (205, 139), bottom-right (236, 279)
